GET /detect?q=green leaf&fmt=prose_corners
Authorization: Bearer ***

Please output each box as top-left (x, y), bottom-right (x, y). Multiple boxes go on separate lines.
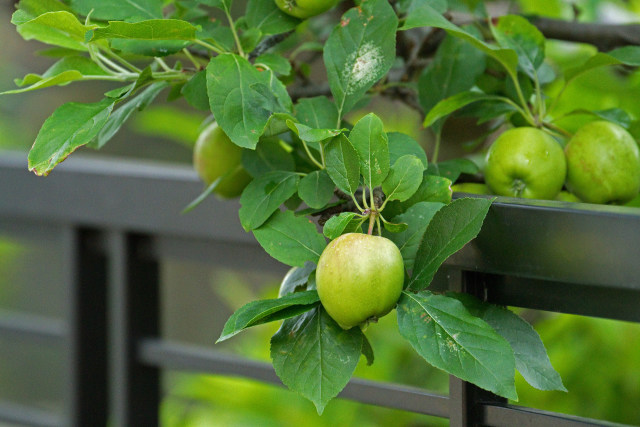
top-left (428, 158), bottom-right (479, 183)
top-left (111, 39), bottom-right (190, 57)
top-left (564, 46), bottom-right (640, 84)
top-left (90, 81), bottom-right (168, 149)
top-left (295, 96), bottom-right (339, 130)
top-left (491, 15), bottom-right (545, 79)
top-left (299, 170), bottom-right (335, 209)
top-left (287, 121), bottom-right (343, 143)
top-left (401, 4), bottom-right (518, 80)
top-left (217, 290), bottom-right (320, 342)
top-left (242, 137), bottom-right (295, 177)
top-left (253, 210), bottom-right (327, 267)
top-left (279, 262), bottom-right (316, 297)
top-left (384, 173), bottom-right (452, 218)
top-left (418, 31), bottom-right (486, 116)
top-left (17, 11), bottom-right (92, 51)
top-left (557, 108), bottom-right (631, 129)
top-left (387, 132), bottom-right (428, 168)
top-left (382, 155), bottom-right (424, 202)
top-left (88, 19), bottom-right (197, 42)
top-left (70, 0), bottom-right (163, 20)
top-left (409, 197), bottom-right (492, 290)
top-left (181, 70), bottom-right (209, 111)
top-left (28, 98), bottom-right (115, 176)
top-left (207, 54), bottom-right (292, 149)
top-left (382, 221), bottom-right (408, 233)
top-left (239, 171), bottom-right (299, 231)
top-left (324, 134), bottom-right (360, 196)
top-left (11, 0), bottom-right (72, 25)
top-left (350, 113), bottom-right (389, 189)
top-left (397, 291), bottom-right (517, 400)
top-left (271, 306), bottom-right (364, 414)
top-left (424, 91), bottom-right (515, 128)
top-left (385, 201), bottom-right (444, 270)
top-left (255, 53), bottom-right (292, 76)
top-left (245, 0), bottom-right (300, 35)
top-left (324, 0), bottom-right (398, 116)
top-left (323, 212), bottom-right (364, 239)
top-left (450, 293), bottom-right (566, 392)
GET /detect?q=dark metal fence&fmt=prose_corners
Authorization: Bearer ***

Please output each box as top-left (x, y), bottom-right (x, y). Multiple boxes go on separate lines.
top-left (0, 150), bottom-right (638, 426)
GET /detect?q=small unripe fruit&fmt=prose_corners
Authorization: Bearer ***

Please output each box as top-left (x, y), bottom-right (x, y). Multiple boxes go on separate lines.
top-left (316, 233), bottom-right (404, 330)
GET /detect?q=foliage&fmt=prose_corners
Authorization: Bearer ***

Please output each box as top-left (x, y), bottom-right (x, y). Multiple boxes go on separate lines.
top-left (8, 0), bottom-right (640, 415)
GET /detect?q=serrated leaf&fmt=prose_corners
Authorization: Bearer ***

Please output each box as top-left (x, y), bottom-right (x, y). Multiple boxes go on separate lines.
top-left (350, 113), bottom-right (389, 189)
top-left (397, 291), bottom-right (517, 400)
top-left (245, 0), bottom-right (299, 35)
top-left (558, 108), bottom-right (631, 129)
top-left (295, 96), bottom-right (339, 130)
top-left (450, 293), bottom-right (566, 392)
top-left (253, 210), bottom-right (327, 267)
top-left (217, 290), bottom-right (320, 342)
top-left (323, 212), bottom-right (363, 239)
top-left (428, 158), bottom-right (479, 183)
top-left (324, 0), bottom-right (398, 116)
top-left (491, 15), bottom-right (545, 79)
top-left (384, 173), bottom-right (452, 218)
top-left (382, 221), bottom-right (408, 233)
top-left (424, 91), bottom-right (514, 128)
top-left (324, 134), bottom-right (360, 196)
top-left (564, 46), bottom-right (640, 83)
top-left (10, 56), bottom-right (106, 92)
top-left (385, 201), bottom-right (444, 270)
top-left (207, 54), bottom-right (292, 149)
top-left (239, 171), bottom-right (299, 231)
top-left (70, 0), bottom-right (163, 20)
top-left (255, 53), bottom-right (292, 76)
top-left (11, 0), bottom-right (72, 25)
top-left (418, 31), bottom-right (486, 116)
top-left (409, 197), bottom-right (492, 290)
top-left (271, 307), bottom-right (363, 414)
top-left (299, 170), bottom-right (335, 209)
top-left (387, 132), bottom-right (428, 168)
top-left (287, 121), bottom-right (344, 143)
top-left (242, 137), bottom-right (295, 177)
top-left (17, 11), bottom-right (92, 51)
top-left (382, 155), bottom-right (424, 202)
top-left (401, 4), bottom-right (518, 80)
top-left (279, 262), bottom-right (316, 297)
top-left (28, 98), bottom-right (115, 176)
top-left (90, 81), bottom-right (168, 149)
top-left (88, 19), bottom-right (197, 42)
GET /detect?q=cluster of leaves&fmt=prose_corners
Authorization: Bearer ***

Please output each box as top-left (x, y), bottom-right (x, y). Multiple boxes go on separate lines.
top-left (5, 0), bottom-right (572, 415)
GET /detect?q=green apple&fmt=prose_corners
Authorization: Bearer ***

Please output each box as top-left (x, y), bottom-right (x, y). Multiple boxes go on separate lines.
top-left (275, 0), bottom-right (340, 19)
top-left (484, 127), bottom-right (566, 199)
top-left (193, 122), bottom-right (252, 199)
top-left (565, 121), bottom-right (640, 204)
top-left (316, 233), bottom-right (404, 330)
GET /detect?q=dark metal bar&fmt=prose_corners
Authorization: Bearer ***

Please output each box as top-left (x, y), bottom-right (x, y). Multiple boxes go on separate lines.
top-left (479, 403), bottom-right (629, 427)
top-left (109, 232), bottom-right (160, 426)
top-left (0, 309), bottom-right (66, 342)
top-left (0, 400), bottom-right (64, 427)
top-left (137, 339), bottom-right (451, 418)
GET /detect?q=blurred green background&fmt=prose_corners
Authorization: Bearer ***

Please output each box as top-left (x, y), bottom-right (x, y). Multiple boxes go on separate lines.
top-left (1, 0), bottom-right (640, 426)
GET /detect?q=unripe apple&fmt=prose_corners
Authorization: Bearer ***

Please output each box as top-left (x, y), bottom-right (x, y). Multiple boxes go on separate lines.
top-left (316, 233), bottom-right (404, 330)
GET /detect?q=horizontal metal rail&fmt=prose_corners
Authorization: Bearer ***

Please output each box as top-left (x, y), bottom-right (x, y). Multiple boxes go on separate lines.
top-left (0, 401), bottom-right (63, 427)
top-left (0, 310), bottom-right (67, 342)
top-left (480, 403), bottom-right (628, 427)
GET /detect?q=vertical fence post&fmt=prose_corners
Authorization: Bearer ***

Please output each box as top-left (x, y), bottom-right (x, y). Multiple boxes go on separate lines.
top-left (66, 228), bottom-right (109, 427)
top-left (109, 232), bottom-right (160, 426)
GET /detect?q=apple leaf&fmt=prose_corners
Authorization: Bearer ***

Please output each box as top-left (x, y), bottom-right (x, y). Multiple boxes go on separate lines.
top-left (287, 121), bottom-right (344, 143)
top-left (271, 306), bottom-right (364, 415)
top-left (564, 46), bottom-right (640, 84)
top-left (385, 201), bottom-right (444, 270)
top-left (279, 262), bottom-right (316, 297)
top-left (207, 54), bottom-right (292, 149)
top-left (242, 137), bottom-right (295, 177)
top-left (217, 290), bottom-right (320, 342)
top-left (298, 170), bottom-right (335, 209)
top-left (382, 155), bottom-right (424, 202)
top-left (557, 108), bottom-right (631, 129)
top-left (28, 98), bottom-right (116, 176)
top-left (323, 212), bottom-right (364, 239)
top-left (491, 15), bottom-right (546, 80)
top-left (323, 0), bottom-right (398, 117)
top-left (397, 290), bottom-right (517, 400)
top-left (239, 171), bottom-right (300, 231)
top-left (384, 173), bottom-right (452, 218)
top-left (449, 293), bottom-right (566, 392)
top-left (324, 134), bottom-right (361, 196)
top-left (245, 0), bottom-right (300, 35)
top-left (423, 91), bottom-right (515, 128)
top-left (428, 158), bottom-right (479, 183)
top-left (69, 0), bottom-right (163, 20)
top-left (253, 210), bottom-right (327, 267)
top-left (388, 132), bottom-right (428, 168)
top-left (11, 0), bottom-right (72, 25)
top-left (349, 113), bottom-right (389, 189)
top-left (17, 11), bottom-right (92, 51)
top-left (409, 197), bottom-right (492, 290)
top-left (295, 96), bottom-right (340, 130)
top-left (181, 70), bottom-right (209, 111)
top-left (88, 19), bottom-right (198, 42)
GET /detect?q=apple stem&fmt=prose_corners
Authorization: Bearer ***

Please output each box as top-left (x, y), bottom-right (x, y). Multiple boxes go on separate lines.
top-left (367, 214), bottom-right (375, 235)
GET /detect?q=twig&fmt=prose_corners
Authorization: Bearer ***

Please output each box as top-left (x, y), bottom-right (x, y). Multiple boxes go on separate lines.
top-left (249, 31), bottom-right (295, 61)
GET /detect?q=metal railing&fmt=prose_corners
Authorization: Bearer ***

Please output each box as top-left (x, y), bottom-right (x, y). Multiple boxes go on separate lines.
top-left (0, 151), bottom-right (638, 426)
